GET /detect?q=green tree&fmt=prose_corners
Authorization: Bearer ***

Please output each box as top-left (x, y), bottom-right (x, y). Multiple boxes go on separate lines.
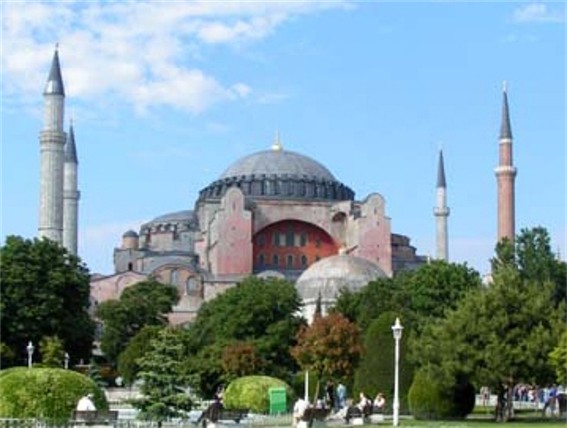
top-left (412, 270), bottom-right (562, 422)
top-left (333, 277), bottom-right (401, 330)
top-left (291, 313), bottom-right (362, 402)
top-left (492, 227), bottom-right (566, 306)
top-left (134, 327), bottom-right (192, 425)
top-left (549, 331), bottom-right (567, 384)
top-left (333, 261), bottom-right (480, 334)
top-left (96, 279), bottom-right (178, 364)
top-left (398, 260), bottom-right (481, 329)
top-left (184, 276), bottom-right (304, 397)
top-left (353, 311), bottom-right (413, 413)
top-left (0, 236), bottom-right (94, 367)
top-left (117, 325), bottom-right (162, 386)
top-left (39, 336), bottom-right (65, 368)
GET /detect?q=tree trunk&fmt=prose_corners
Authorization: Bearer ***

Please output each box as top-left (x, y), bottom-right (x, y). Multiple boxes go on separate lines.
top-left (313, 379), bottom-right (320, 407)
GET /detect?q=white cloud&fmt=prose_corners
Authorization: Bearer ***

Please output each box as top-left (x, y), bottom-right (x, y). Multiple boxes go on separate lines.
top-left (512, 3), bottom-right (565, 23)
top-left (1, 1), bottom-right (350, 114)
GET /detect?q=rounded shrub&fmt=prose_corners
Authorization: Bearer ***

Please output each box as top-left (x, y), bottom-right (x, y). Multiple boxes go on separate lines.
top-left (408, 367), bottom-right (474, 420)
top-left (223, 375), bottom-right (295, 413)
top-left (0, 367), bottom-right (107, 423)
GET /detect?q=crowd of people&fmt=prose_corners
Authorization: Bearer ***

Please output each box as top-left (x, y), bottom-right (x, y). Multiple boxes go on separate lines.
top-left (293, 381), bottom-right (387, 427)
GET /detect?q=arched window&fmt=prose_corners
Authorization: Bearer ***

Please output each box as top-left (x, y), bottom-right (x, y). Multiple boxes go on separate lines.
top-left (301, 255), bottom-right (308, 267)
top-left (272, 254), bottom-right (279, 266)
top-left (171, 269), bottom-right (179, 286)
top-left (185, 277), bottom-right (199, 295)
top-left (286, 227), bottom-right (294, 247)
top-left (258, 254), bottom-right (265, 266)
top-left (287, 254), bottom-right (294, 268)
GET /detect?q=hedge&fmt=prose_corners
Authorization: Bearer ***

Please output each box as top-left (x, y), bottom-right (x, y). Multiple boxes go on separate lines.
top-left (0, 367), bottom-right (107, 423)
top-left (223, 375), bottom-right (295, 413)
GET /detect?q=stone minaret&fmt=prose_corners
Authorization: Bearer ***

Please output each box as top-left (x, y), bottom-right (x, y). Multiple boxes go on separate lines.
top-left (38, 47), bottom-right (66, 244)
top-left (63, 120), bottom-right (80, 255)
top-left (434, 149), bottom-right (449, 261)
top-left (495, 82), bottom-right (517, 243)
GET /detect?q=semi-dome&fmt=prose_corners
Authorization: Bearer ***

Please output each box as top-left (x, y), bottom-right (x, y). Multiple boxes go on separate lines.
top-left (296, 254), bottom-right (387, 300)
top-left (198, 146), bottom-right (354, 202)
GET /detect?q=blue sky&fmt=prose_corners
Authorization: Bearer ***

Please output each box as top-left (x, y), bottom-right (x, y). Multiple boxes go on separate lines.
top-left (2, 1), bottom-right (565, 276)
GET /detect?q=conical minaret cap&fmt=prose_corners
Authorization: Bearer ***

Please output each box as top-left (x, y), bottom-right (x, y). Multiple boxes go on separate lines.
top-left (44, 46), bottom-right (65, 96)
top-left (65, 123), bottom-right (78, 164)
top-left (436, 149), bottom-right (446, 188)
top-left (499, 82), bottom-right (512, 140)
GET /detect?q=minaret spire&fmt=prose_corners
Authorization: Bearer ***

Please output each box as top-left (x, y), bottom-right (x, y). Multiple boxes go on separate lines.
top-left (500, 81), bottom-right (512, 140)
top-left (44, 45), bottom-right (65, 96)
top-left (38, 46), bottom-right (66, 244)
top-left (434, 148), bottom-right (449, 261)
top-left (495, 82), bottom-right (517, 244)
top-left (63, 120), bottom-right (80, 255)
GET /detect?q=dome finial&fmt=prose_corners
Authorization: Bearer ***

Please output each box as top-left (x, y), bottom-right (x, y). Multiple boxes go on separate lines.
top-left (271, 130), bottom-right (283, 151)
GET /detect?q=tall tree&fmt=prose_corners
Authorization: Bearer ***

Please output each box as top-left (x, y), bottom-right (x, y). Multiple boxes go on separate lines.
top-left (291, 313), bottom-right (362, 402)
top-left (353, 311), bottom-right (413, 413)
top-left (183, 276), bottom-right (304, 397)
top-left (134, 327), bottom-right (192, 425)
top-left (0, 235), bottom-right (94, 367)
top-left (96, 279), bottom-right (178, 364)
top-left (412, 270), bottom-right (562, 422)
top-left (492, 227), bottom-right (566, 305)
top-left (117, 325), bottom-right (163, 386)
top-left (333, 261), bottom-right (480, 334)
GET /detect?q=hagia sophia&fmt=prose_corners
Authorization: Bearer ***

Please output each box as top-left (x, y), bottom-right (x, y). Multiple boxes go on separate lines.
top-left (37, 48), bottom-right (516, 325)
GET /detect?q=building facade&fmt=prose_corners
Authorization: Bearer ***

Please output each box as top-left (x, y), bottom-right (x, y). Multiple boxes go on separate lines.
top-left (92, 139), bottom-right (426, 325)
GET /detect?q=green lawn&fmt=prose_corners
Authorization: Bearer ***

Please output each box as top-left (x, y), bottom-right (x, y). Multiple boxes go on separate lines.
top-left (394, 416), bottom-right (566, 428)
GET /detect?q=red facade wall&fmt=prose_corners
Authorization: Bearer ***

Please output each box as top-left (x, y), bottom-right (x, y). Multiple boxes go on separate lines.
top-left (253, 220), bottom-right (338, 271)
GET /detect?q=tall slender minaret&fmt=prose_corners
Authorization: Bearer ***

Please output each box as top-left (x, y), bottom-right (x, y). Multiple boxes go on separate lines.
top-left (38, 46), bottom-right (66, 244)
top-left (63, 120), bottom-right (80, 255)
top-left (434, 149), bottom-right (449, 261)
top-left (495, 82), bottom-right (517, 243)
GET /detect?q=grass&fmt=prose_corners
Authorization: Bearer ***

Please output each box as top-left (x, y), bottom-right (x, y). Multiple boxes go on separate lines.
top-left (395, 419), bottom-right (567, 427)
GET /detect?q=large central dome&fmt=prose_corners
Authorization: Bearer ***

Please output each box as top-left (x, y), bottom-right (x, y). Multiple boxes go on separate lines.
top-left (220, 149), bottom-right (336, 181)
top-left (198, 144), bottom-right (355, 202)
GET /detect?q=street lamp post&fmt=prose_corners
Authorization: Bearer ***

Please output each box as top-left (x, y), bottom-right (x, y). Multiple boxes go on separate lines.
top-left (26, 341), bottom-right (34, 369)
top-left (64, 352), bottom-right (70, 369)
top-left (391, 318), bottom-right (403, 427)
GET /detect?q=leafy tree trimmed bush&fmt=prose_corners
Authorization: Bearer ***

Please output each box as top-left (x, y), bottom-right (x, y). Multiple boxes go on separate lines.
top-left (353, 311), bottom-right (413, 413)
top-left (0, 367), bottom-right (107, 423)
top-left (408, 367), bottom-right (474, 420)
top-left (223, 375), bottom-right (295, 413)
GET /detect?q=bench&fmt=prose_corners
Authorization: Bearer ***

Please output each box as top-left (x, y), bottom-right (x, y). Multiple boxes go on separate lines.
top-left (345, 405), bottom-right (384, 425)
top-left (197, 404), bottom-right (248, 427)
top-left (302, 408), bottom-right (331, 427)
top-left (72, 411), bottom-right (119, 425)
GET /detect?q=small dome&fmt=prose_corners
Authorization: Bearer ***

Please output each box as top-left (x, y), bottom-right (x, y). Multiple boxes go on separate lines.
top-left (122, 230), bottom-right (138, 238)
top-left (150, 210), bottom-right (194, 223)
top-left (296, 254), bottom-right (386, 300)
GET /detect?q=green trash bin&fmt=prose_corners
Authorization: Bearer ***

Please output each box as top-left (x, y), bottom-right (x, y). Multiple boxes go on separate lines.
top-left (268, 387), bottom-right (287, 415)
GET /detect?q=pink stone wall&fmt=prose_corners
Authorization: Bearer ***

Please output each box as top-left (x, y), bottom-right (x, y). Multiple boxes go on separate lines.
top-left (90, 271), bottom-right (148, 304)
top-left (211, 188), bottom-right (253, 275)
top-left (352, 194), bottom-right (392, 276)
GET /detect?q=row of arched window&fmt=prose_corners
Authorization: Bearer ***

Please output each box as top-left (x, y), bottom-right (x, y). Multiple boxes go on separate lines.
top-left (257, 253), bottom-right (321, 269)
